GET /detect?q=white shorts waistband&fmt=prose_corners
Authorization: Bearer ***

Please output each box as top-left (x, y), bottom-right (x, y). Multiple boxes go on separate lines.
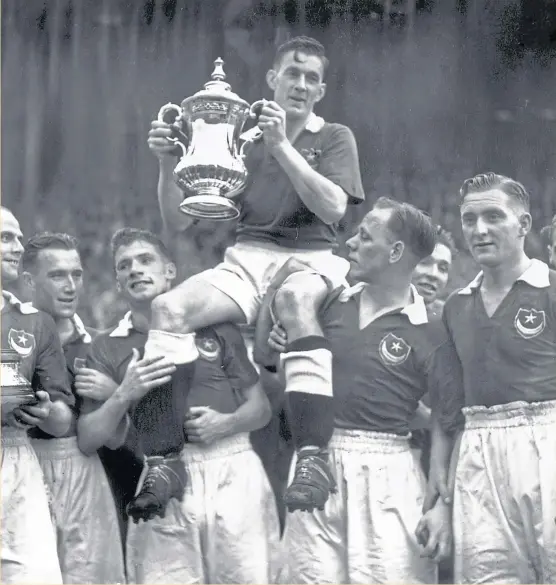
top-left (182, 433), bottom-right (253, 463)
top-left (31, 436), bottom-right (86, 459)
top-left (463, 399), bottom-right (556, 429)
top-left (329, 428), bottom-right (411, 453)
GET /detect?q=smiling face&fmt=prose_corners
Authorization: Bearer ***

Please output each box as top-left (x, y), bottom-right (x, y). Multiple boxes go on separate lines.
top-left (114, 240), bottom-right (176, 306)
top-left (412, 243), bottom-right (453, 303)
top-left (266, 50), bottom-right (326, 120)
top-left (29, 248), bottom-right (84, 319)
top-left (1, 209), bottom-right (24, 283)
top-left (460, 189), bottom-right (531, 268)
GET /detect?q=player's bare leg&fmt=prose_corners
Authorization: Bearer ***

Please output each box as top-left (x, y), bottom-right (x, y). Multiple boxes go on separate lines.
top-left (150, 274), bottom-right (246, 333)
top-left (128, 277), bottom-right (246, 520)
top-left (273, 272), bottom-right (337, 513)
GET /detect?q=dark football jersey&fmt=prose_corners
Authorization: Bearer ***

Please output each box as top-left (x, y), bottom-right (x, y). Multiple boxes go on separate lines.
top-left (29, 315), bottom-right (98, 439)
top-left (437, 260), bottom-right (556, 432)
top-left (320, 285), bottom-right (462, 435)
top-left (87, 313), bottom-right (259, 414)
top-left (1, 291), bottom-right (73, 408)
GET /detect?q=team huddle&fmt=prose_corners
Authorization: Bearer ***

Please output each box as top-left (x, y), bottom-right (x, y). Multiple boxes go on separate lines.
top-left (2, 35), bottom-right (556, 585)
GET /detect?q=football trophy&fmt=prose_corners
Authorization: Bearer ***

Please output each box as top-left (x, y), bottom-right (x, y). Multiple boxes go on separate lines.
top-left (158, 58), bottom-right (265, 221)
top-left (1, 350), bottom-right (35, 416)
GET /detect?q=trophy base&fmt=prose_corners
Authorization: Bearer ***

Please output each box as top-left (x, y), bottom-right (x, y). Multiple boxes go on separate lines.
top-left (180, 195), bottom-right (240, 221)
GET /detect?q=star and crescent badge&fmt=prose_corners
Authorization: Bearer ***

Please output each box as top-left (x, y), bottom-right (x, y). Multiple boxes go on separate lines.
top-left (379, 332), bottom-right (411, 366)
top-left (195, 336), bottom-right (221, 361)
top-left (514, 307), bottom-right (546, 339)
top-left (8, 329), bottom-right (36, 358)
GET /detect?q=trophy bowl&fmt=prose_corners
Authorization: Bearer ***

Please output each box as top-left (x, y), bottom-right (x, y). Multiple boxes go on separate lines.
top-left (158, 58), bottom-right (259, 221)
top-left (1, 350), bottom-right (35, 416)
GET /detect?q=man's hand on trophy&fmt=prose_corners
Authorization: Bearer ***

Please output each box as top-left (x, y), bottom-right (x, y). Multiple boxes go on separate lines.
top-left (148, 120), bottom-right (183, 159)
top-left (257, 101), bottom-right (287, 149)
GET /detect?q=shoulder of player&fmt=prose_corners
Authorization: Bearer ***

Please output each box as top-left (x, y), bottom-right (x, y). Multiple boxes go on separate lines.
top-left (442, 288), bottom-right (467, 314)
top-left (320, 121), bottom-right (356, 142)
top-left (320, 285), bottom-right (351, 312)
top-left (19, 305), bottom-right (58, 334)
top-left (89, 326), bottom-right (123, 353)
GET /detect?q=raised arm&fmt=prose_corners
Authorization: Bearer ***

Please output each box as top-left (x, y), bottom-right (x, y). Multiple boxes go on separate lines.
top-left (148, 120), bottom-right (196, 237)
top-left (259, 102), bottom-right (364, 224)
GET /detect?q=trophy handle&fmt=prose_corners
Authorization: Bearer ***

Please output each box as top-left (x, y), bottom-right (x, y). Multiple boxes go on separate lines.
top-left (249, 99), bottom-right (267, 119)
top-left (158, 102), bottom-right (183, 125)
top-left (158, 103), bottom-right (189, 153)
top-left (239, 139), bottom-right (252, 159)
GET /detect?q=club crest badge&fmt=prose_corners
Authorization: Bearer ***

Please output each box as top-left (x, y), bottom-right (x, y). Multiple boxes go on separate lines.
top-left (73, 358), bottom-right (87, 372)
top-left (379, 333), bottom-right (411, 366)
top-left (514, 308), bottom-right (546, 339)
top-left (300, 148), bottom-right (322, 167)
top-left (8, 329), bottom-right (36, 358)
top-left (196, 336), bottom-right (220, 362)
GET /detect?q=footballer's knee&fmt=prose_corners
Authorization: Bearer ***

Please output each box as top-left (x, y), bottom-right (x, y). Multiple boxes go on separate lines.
top-left (150, 288), bottom-right (194, 333)
top-left (273, 273), bottom-right (328, 340)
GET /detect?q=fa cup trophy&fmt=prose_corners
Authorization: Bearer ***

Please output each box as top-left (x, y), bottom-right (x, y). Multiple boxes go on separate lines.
top-left (1, 350), bottom-right (35, 416)
top-left (158, 58), bottom-right (264, 221)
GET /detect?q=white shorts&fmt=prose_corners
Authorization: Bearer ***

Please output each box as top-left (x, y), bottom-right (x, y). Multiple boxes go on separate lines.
top-left (126, 433), bottom-right (281, 584)
top-left (203, 241), bottom-right (350, 324)
top-left (1, 429), bottom-right (62, 584)
top-left (280, 428), bottom-right (437, 584)
top-left (454, 400), bottom-right (556, 584)
top-left (32, 437), bottom-right (126, 584)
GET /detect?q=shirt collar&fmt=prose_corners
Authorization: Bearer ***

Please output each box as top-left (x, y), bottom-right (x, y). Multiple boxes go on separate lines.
top-left (239, 113), bottom-right (325, 142)
top-left (339, 283), bottom-right (429, 326)
top-left (458, 259), bottom-right (551, 296)
top-left (109, 311), bottom-right (134, 338)
top-left (1, 291), bottom-right (38, 314)
top-left (70, 314), bottom-right (92, 344)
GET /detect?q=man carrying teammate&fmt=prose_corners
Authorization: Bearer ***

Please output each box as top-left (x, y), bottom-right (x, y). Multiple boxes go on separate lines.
top-left (430, 173), bottom-right (556, 583)
top-left (79, 227), bottom-right (280, 583)
top-left (147, 35), bottom-right (364, 511)
top-left (267, 198), bottom-right (456, 583)
top-left (0, 208), bottom-right (74, 584)
top-left (20, 232), bottom-right (125, 584)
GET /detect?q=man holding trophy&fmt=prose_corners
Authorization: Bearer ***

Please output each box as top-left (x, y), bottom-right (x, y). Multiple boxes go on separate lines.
top-left (1, 207), bottom-right (75, 584)
top-left (146, 35), bottom-right (365, 514)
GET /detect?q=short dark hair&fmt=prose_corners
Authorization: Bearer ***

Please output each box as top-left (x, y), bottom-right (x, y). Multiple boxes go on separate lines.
top-left (110, 228), bottom-right (173, 266)
top-left (373, 197), bottom-right (437, 261)
top-left (22, 232), bottom-right (80, 273)
top-left (459, 172), bottom-right (530, 211)
top-left (436, 225), bottom-right (457, 255)
top-left (274, 36), bottom-right (329, 77)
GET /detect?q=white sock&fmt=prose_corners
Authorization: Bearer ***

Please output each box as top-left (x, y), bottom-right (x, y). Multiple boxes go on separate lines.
top-left (144, 330), bottom-right (199, 365)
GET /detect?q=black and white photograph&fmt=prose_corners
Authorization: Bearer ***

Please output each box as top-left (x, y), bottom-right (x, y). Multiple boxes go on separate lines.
top-left (1, 0), bottom-right (556, 583)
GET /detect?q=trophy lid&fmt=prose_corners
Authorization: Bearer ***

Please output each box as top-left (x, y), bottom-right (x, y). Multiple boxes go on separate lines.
top-left (183, 58), bottom-right (250, 110)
